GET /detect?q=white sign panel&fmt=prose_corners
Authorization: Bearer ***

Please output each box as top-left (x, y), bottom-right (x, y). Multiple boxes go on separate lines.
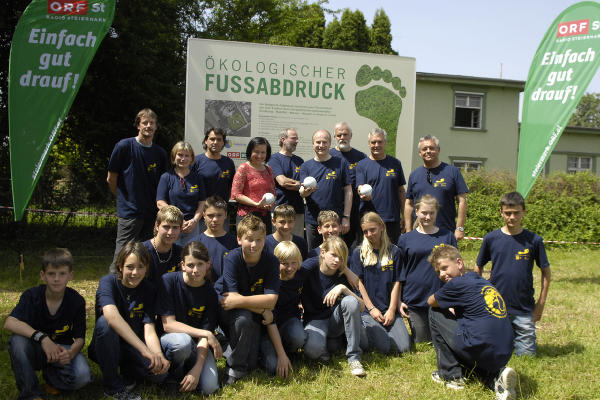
top-left (185, 39), bottom-right (415, 166)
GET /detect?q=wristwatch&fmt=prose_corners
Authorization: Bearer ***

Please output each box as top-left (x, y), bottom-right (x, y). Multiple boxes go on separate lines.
top-left (31, 330), bottom-right (48, 343)
top-left (456, 226), bottom-right (465, 232)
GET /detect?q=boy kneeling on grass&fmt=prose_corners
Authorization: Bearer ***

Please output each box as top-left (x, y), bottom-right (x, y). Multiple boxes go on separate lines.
top-left (89, 242), bottom-right (170, 400)
top-left (5, 248), bottom-right (92, 400)
top-left (427, 244), bottom-right (517, 400)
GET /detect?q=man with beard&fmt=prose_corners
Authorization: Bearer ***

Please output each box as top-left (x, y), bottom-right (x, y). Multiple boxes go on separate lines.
top-left (268, 128), bottom-right (305, 237)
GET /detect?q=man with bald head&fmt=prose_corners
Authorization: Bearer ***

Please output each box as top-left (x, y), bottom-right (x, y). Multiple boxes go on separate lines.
top-left (330, 122), bottom-right (366, 249)
top-left (299, 129), bottom-right (352, 250)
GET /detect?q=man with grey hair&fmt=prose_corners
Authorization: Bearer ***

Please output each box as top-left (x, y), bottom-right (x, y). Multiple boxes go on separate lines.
top-left (330, 122), bottom-right (366, 249)
top-left (268, 128), bottom-right (304, 236)
top-left (404, 135), bottom-right (468, 240)
top-left (356, 128), bottom-right (406, 244)
top-left (299, 129), bottom-right (352, 249)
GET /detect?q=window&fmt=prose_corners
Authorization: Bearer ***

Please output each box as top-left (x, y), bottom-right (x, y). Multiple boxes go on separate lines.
top-left (567, 156), bottom-right (592, 173)
top-left (452, 159), bottom-right (483, 172)
top-left (454, 92), bottom-right (483, 129)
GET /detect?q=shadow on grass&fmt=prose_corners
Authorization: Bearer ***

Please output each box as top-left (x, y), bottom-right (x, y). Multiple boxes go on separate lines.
top-left (556, 276), bottom-right (600, 285)
top-left (517, 372), bottom-right (539, 399)
top-left (537, 342), bottom-right (585, 358)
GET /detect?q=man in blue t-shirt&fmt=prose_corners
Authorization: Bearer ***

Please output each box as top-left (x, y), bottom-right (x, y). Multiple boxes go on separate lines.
top-left (193, 128), bottom-right (235, 232)
top-left (356, 128), bottom-right (406, 244)
top-left (427, 245), bottom-right (517, 399)
top-left (299, 129), bottom-right (352, 250)
top-left (5, 249), bottom-right (91, 400)
top-left (404, 135), bottom-right (468, 240)
top-left (330, 122), bottom-right (367, 249)
top-left (475, 191), bottom-right (551, 357)
top-left (268, 128), bottom-right (305, 237)
top-left (107, 108), bottom-right (167, 272)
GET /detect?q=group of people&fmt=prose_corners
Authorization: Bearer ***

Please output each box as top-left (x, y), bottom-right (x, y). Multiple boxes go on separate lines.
top-left (4, 108), bottom-right (551, 400)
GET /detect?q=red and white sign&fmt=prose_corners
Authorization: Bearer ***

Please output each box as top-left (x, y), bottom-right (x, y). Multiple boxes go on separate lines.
top-left (557, 19), bottom-right (589, 37)
top-left (48, 0), bottom-right (88, 15)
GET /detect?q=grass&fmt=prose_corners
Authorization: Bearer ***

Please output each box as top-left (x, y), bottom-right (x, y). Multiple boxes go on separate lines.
top-left (0, 239), bottom-right (599, 399)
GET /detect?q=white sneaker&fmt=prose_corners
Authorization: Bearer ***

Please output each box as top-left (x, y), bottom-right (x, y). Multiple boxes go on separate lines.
top-left (495, 367), bottom-right (517, 400)
top-left (431, 370), bottom-right (465, 390)
top-left (348, 360), bottom-right (366, 376)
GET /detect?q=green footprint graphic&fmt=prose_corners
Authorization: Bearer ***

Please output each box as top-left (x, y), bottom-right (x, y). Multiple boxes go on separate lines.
top-left (355, 65), bottom-right (407, 155)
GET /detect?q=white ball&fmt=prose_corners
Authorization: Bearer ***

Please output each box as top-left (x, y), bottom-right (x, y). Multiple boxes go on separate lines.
top-left (262, 192), bottom-right (275, 204)
top-left (303, 176), bottom-right (317, 189)
top-left (359, 184), bottom-right (373, 197)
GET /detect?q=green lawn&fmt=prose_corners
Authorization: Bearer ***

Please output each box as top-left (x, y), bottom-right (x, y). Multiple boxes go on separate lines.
top-left (0, 243), bottom-right (598, 399)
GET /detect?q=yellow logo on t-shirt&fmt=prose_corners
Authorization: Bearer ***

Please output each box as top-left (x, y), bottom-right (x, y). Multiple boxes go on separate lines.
top-left (481, 285), bottom-right (507, 318)
top-left (385, 169), bottom-right (396, 177)
top-left (433, 178), bottom-right (446, 188)
top-left (295, 166), bottom-right (301, 173)
top-left (251, 278), bottom-right (264, 293)
top-left (515, 248), bottom-right (530, 261)
top-left (167, 264), bottom-right (177, 273)
top-left (51, 324), bottom-right (71, 340)
top-left (349, 162), bottom-right (358, 170)
top-left (221, 170), bottom-right (230, 178)
top-left (130, 303), bottom-right (144, 319)
top-left (381, 259), bottom-right (394, 272)
top-left (187, 306), bottom-right (206, 318)
top-left (326, 171), bottom-right (337, 180)
top-left (190, 184), bottom-right (198, 193)
top-left (147, 162), bottom-right (157, 172)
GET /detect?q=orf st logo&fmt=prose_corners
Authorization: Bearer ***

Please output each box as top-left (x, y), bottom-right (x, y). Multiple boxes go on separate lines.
top-left (557, 19), bottom-right (589, 37)
top-left (48, 0), bottom-right (88, 15)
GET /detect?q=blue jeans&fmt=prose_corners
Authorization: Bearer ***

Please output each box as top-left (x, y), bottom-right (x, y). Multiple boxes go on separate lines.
top-left (219, 308), bottom-right (260, 378)
top-left (110, 216), bottom-right (155, 273)
top-left (361, 312), bottom-right (410, 354)
top-left (260, 317), bottom-right (307, 374)
top-left (89, 316), bottom-right (167, 395)
top-left (304, 296), bottom-right (367, 362)
top-left (160, 333), bottom-right (219, 394)
top-left (8, 334), bottom-right (91, 400)
top-left (510, 313), bottom-right (536, 356)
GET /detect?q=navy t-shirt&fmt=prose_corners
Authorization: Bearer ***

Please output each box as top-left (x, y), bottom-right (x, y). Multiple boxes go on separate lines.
top-left (193, 153), bottom-right (235, 203)
top-left (142, 240), bottom-right (182, 286)
top-left (108, 137), bottom-right (167, 219)
top-left (405, 162), bottom-right (468, 231)
top-left (10, 285), bottom-right (86, 345)
top-left (356, 156), bottom-right (406, 222)
top-left (156, 170), bottom-right (207, 220)
top-left (329, 148), bottom-right (366, 187)
top-left (156, 271), bottom-right (218, 336)
top-left (215, 247), bottom-right (281, 298)
top-left (95, 274), bottom-right (156, 340)
top-left (198, 232), bottom-right (238, 282)
top-left (434, 272), bottom-right (514, 372)
top-left (299, 156), bottom-right (351, 225)
top-left (265, 234), bottom-right (308, 261)
top-left (397, 229), bottom-right (457, 308)
top-left (268, 152), bottom-right (304, 213)
top-left (301, 256), bottom-right (351, 321)
top-left (476, 228), bottom-right (550, 315)
top-left (274, 269), bottom-right (307, 325)
top-left (350, 245), bottom-right (402, 313)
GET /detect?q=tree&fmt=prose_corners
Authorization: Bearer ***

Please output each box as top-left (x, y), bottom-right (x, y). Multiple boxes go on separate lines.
top-left (322, 17), bottom-right (342, 49)
top-left (336, 9), bottom-right (370, 52)
top-left (568, 93), bottom-right (600, 128)
top-left (268, 2), bottom-right (325, 48)
top-left (369, 9), bottom-right (397, 55)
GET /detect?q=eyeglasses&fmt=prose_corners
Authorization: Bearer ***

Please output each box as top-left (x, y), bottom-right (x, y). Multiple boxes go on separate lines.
top-left (180, 177), bottom-right (186, 192)
top-left (427, 169), bottom-right (432, 185)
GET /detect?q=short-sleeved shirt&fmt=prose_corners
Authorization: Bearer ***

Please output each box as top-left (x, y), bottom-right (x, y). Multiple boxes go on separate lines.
top-left (230, 163), bottom-right (276, 216)
top-left (355, 156), bottom-right (406, 222)
top-left (265, 234), bottom-right (308, 261)
top-left (397, 229), bottom-right (457, 308)
top-left (350, 245), bottom-right (402, 313)
top-left (156, 170), bottom-right (207, 220)
top-left (95, 274), bottom-right (157, 340)
top-left (434, 272), bottom-right (514, 372)
top-left (156, 271), bottom-right (218, 336)
top-left (108, 137), bottom-right (167, 219)
top-left (142, 240), bottom-right (182, 286)
top-left (198, 232), bottom-right (238, 282)
top-left (476, 228), bottom-right (550, 315)
top-left (268, 152), bottom-right (304, 213)
top-left (329, 148), bottom-right (367, 188)
top-left (405, 162), bottom-right (468, 231)
top-left (215, 247), bottom-right (281, 298)
top-left (301, 256), bottom-right (351, 321)
top-left (10, 285), bottom-right (86, 345)
top-left (274, 270), bottom-right (307, 325)
top-left (299, 156), bottom-right (351, 225)
top-left (193, 153), bottom-right (236, 202)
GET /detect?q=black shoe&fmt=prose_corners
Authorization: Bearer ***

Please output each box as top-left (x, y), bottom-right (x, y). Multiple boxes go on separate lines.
top-left (222, 374), bottom-right (239, 387)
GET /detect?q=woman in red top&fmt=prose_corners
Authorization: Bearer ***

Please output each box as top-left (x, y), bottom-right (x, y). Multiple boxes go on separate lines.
top-left (231, 137), bottom-right (277, 233)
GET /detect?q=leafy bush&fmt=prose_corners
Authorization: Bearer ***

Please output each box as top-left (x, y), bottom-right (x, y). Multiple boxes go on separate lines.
top-left (464, 170), bottom-right (600, 245)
